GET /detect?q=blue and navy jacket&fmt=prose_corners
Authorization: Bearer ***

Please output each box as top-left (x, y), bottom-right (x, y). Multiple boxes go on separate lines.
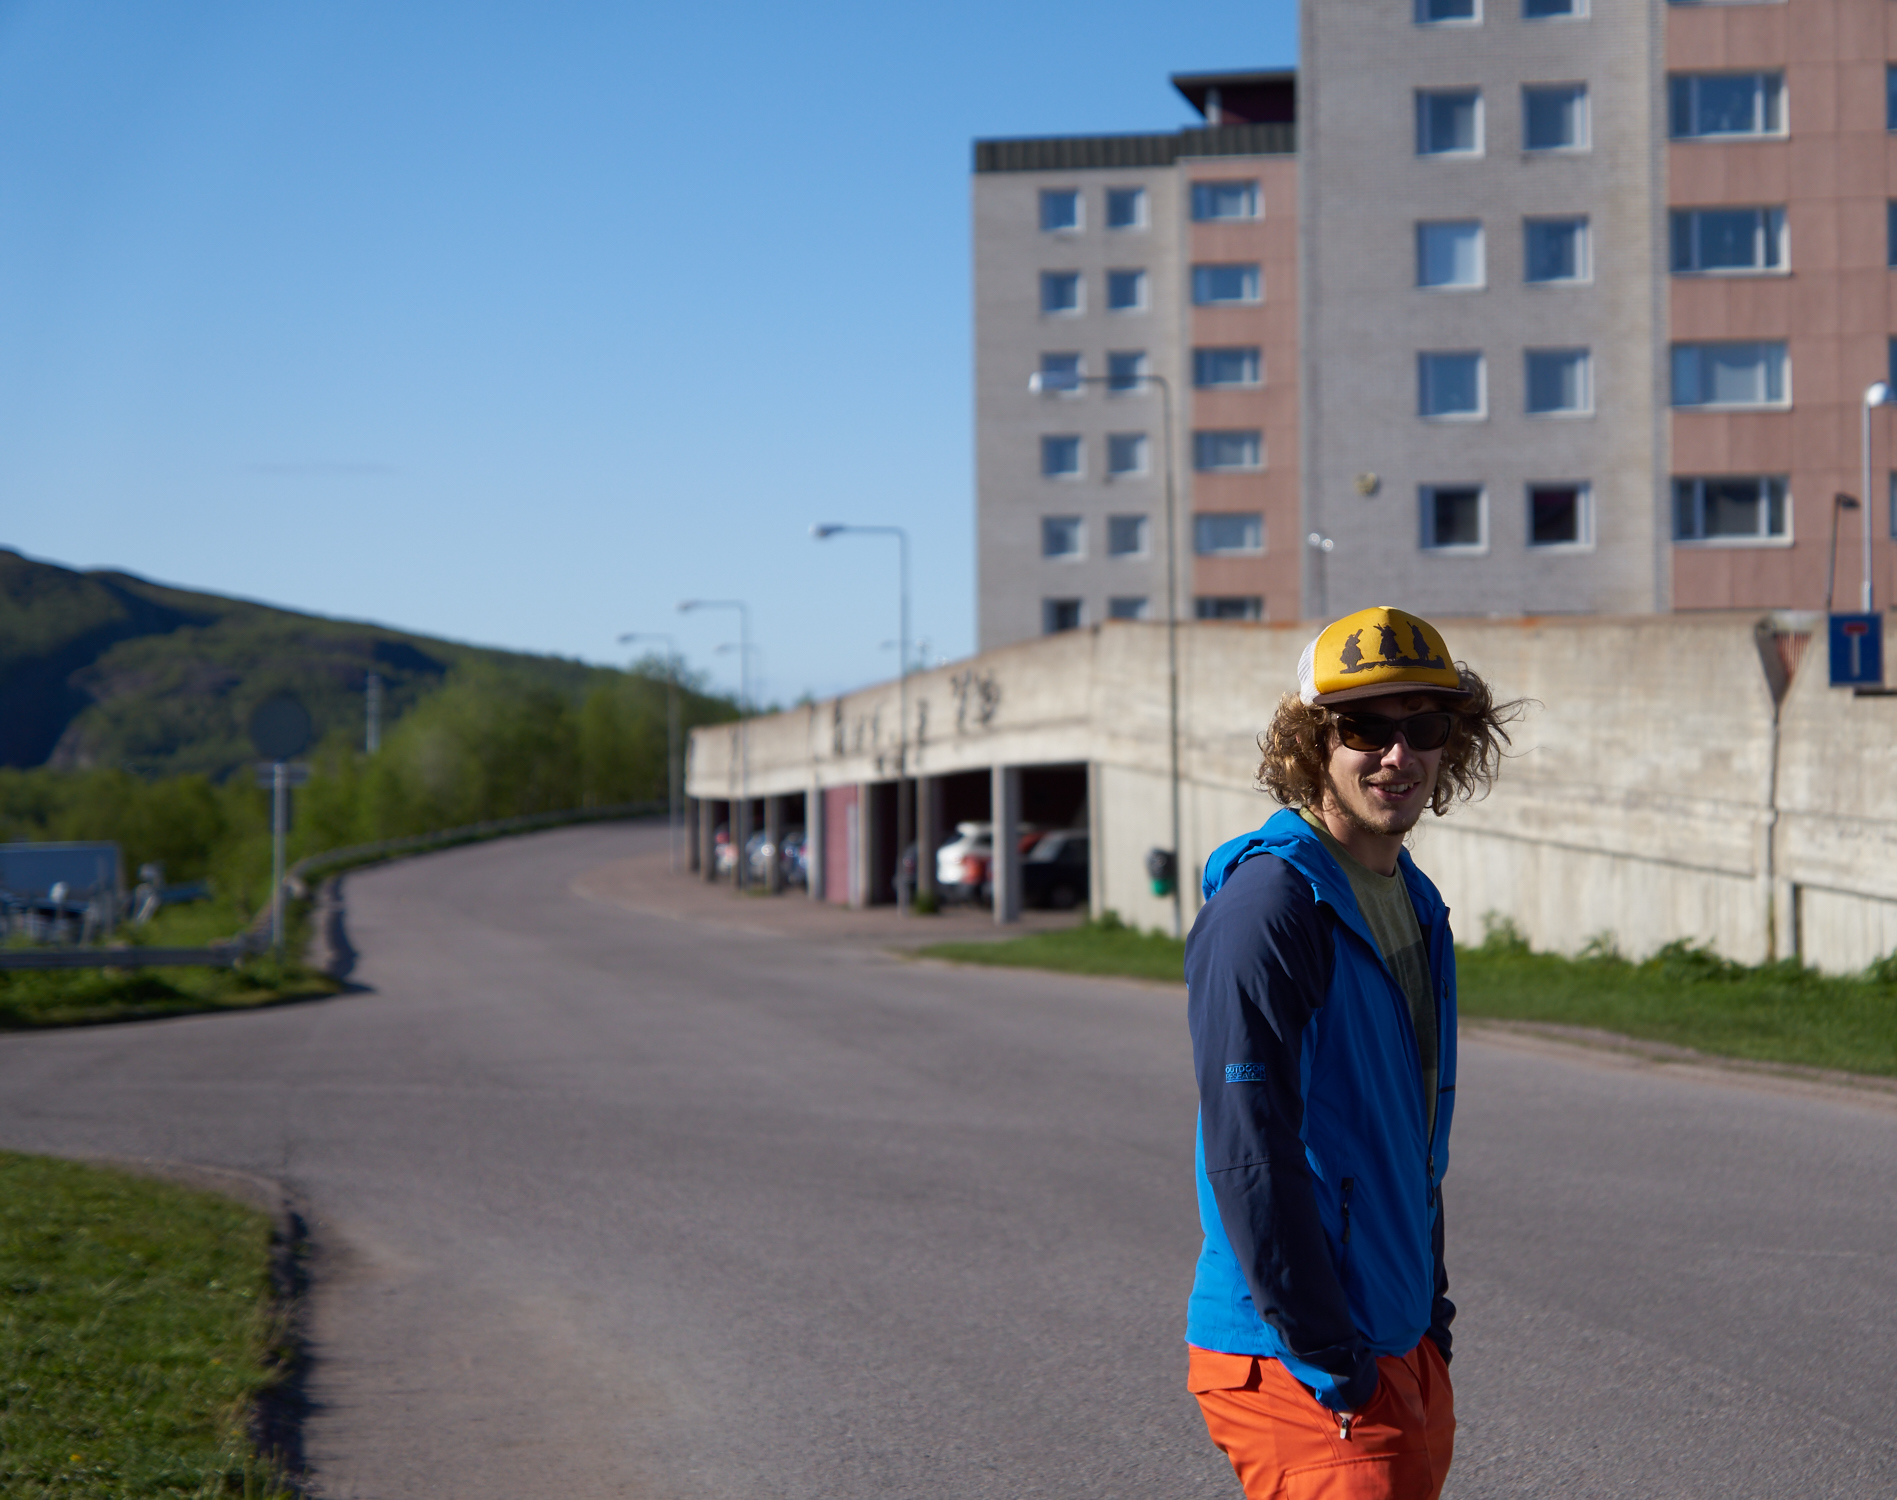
top-left (1184, 808), bottom-right (1457, 1411)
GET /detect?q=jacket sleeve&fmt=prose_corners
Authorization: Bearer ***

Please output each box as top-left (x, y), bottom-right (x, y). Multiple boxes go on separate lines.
top-left (1186, 851), bottom-right (1378, 1412)
top-left (1428, 1198), bottom-right (1454, 1364)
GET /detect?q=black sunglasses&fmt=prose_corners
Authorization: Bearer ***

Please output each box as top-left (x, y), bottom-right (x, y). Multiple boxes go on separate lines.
top-left (1330, 709), bottom-right (1455, 753)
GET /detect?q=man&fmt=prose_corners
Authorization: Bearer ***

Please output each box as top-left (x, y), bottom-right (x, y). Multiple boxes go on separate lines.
top-left (1183, 606), bottom-right (1517, 1500)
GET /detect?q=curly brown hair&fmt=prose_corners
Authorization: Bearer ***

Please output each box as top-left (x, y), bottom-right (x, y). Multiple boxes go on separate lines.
top-left (1256, 666), bottom-right (1523, 818)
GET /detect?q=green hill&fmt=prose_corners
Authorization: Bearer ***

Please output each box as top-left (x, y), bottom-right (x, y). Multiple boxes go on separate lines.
top-left (0, 548), bottom-right (607, 779)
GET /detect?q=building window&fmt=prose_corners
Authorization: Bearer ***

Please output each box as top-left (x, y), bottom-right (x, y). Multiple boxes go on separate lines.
top-left (1042, 516), bottom-right (1084, 558)
top-left (1039, 353), bottom-right (1082, 394)
top-left (1106, 187), bottom-right (1147, 230)
top-left (1107, 433), bottom-right (1149, 476)
top-left (1040, 272), bottom-right (1081, 314)
top-left (1107, 350), bottom-right (1147, 393)
top-left (1108, 514), bottom-right (1149, 556)
top-left (1417, 90), bottom-right (1483, 155)
top-left (1525, 348), bottom-right (1592, 415)
top-left (1416, 0), bottom-right (1478, 22)
top-left (1191, 263), bottom-right (1262, 304)
top-left (1193, 430), bottom-right (1264, 471)
top-left (1528, 483), bottom-right (1592, 546)
top-left (1525, 0), bottom-right (1584, 18)
top-left (1041, 435), bottom-right (1083, 477)
top-left (1673, 476), bottom-right (1789, 542)
top-left (1889, 65), bottom-right (1897, 130)
top-left (1889, 473), bottom-right (1897, 539)
top-left (1417, 221), bottom-right (1484, 288)
top-left (1668, 72), bottom-right (1784, 138)
top-left (1193, 346), bottom-right (1263, 387)
top-left (1671, 342), bottom-right (1789, 408)
top-left (1523, 84), bottom-right (1589, 150)
top-left (1671, 207), bottom-right (1786, 273)
top-left (1108, 596), bottom-right (1150, 620)
top-left (1043, 599), bottom-right (1084, 634)
top-left (1525, 217), bottom-right (1589, 282)
top-left (1196, 596), bottom-right (1264, 621)
top-left (1889, 202), bottom-right (1897, 268)
top-left (1107, 269), bottom-right (1147, 311)
top-left (1191, 180), bottom-right (1261, 221)
top-left (1194, 513), bottom-right (1264, 555)
top-left (1040, 190), bottom-right (1081, 232)
top-left (1421, 486), bottom-right (1487, 550)
top-left (1419, 352), bottom-right (1485, 419)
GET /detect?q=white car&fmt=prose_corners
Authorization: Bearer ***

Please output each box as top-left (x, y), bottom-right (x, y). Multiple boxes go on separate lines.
top-left (935, 821), bottom-right (992, 900)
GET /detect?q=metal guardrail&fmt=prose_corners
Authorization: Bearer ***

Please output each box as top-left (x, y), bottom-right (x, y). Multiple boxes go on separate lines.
top-left (0, 800), bottom-right (665, 971)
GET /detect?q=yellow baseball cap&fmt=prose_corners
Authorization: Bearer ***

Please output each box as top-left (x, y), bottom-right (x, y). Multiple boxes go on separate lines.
top-left (1297, 606), bottom-right (1463, 706)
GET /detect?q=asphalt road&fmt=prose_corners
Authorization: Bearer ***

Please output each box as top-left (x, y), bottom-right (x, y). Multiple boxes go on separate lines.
top-left (1, 823), bottom-right (1893, 1498)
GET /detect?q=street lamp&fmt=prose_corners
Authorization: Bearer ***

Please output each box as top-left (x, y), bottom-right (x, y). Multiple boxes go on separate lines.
top-left (679, 599), bottom-right (751, 889)
top-left (1029, 365), bottom-right (1184, 939)
top-left (618, 632), bottom-right (685, 872)
top-left (1863, 382), bottom-right (1893, 612)
top-left (1825, 494), bottom-right (1860, 616)
top-left (1306, 533), bottom-right (1335, 620)
top-left (812, 522), bottom-right (913, 913)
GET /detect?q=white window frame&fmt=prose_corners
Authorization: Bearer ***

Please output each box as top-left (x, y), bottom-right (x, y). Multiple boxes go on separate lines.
top-left (1672, 475), bottom-right (1792, 545)
top-left (1106, 350), bottom-right (1148, 395)
top-left (1193, 512), bottom-right (1265, 556)
top-left (1524, 0), bottom-right (1587, 20)
top-left (1522, 83), bottom-right (1590, 152)
top-left (1670, 206), bottom-right (1788, 275)
top-left (1106, 433), bottom-right (1150, 478)
top-left (1040, 271), bottom-right (1082, 316)
top-left (1106, 268), bottom-right (1148, 313)
top-left (1193, 430), bottom-right (1264, 472)
top-left (1418, 351), bottom-right (1487, 420)
top-left (1038, 353), bottom-right (1083, 396)
top-left (1668, 72), bottom-right (1786, 140)
top-left (1416, 220), bottom-right (1486, 289)
top-left (1191, 263), bottom-right (1262, 305)
top-left (1107, 514), bottom-right (1150, 558)
top-left (1041, 516), bottom-right (1085, 559)
top-left (1670, 341), bottom-right (1790, 409)
top-left (1042, 598), bottom-right (1084, 634)
top-left (1105, 186), bottom-right (1147, 230)
top-left (1524, 216), bottom-right (1591, 284)
top-left (1415, 0), bottom-right (1480, 24)
top-left (1524, 347), bottom-right (1594, 417)
top-left (1526, 482), bottom-right (1595, 549)
top-left (1417, 89), bottom-right (1484, 157)
top-left (1420, 485), bottom-right (1490, 553)
top-left (1041, 435), bottom-right (1084, 479)
top-left (1190, 179), bottom-right (1261, 222)
top-left (1039, 189), bottom-right (1082, 233)
top-left (1192, 346), bottom-right (1264, 388)
top-left (1107, 596), bottom-right (1151, 621)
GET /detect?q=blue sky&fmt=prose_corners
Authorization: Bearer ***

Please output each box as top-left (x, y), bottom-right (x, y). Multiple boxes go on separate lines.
top-left (0, 1), bottom-right (1296, 704)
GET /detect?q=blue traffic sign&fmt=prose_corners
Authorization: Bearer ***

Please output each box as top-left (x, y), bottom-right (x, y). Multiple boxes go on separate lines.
top-left (1828, 612), bottom-right (1884, 687)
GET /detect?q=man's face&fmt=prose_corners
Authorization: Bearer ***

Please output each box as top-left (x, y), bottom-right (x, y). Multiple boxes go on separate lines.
top-left (1322, 691), bottom-right (1449, 839)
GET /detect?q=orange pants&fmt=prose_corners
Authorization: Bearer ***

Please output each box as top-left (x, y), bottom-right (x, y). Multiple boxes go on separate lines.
top-left (1188, 1340), bottom-right (1454, 1500)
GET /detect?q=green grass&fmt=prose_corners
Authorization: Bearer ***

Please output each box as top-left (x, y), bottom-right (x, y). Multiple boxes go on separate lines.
top-left (0, 1152), bottom-right (298, 1497)
top-left (0, 899), bottom-right (337, 1032)
top-left (916, 914), bottom-right (1897, 1078)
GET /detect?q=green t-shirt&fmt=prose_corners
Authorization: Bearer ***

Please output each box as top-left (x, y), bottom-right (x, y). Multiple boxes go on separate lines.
top-left (1298, 808), bottom-right (1438, 1135)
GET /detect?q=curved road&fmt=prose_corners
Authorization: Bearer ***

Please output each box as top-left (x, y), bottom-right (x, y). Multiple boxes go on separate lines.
top-left (1, 824), bottom-right (1892, 1497)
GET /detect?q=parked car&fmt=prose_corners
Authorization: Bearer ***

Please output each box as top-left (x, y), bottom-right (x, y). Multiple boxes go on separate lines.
top-left (935, 822), bottom-right (992, 903)
top-left (1021, 828), bottom-right (1090, 910)
top-left (712, 823), bottom-right (735, 876)
top-left (745, 830), bottom-right (775, 882)
top-left (779, 828), bottom-right (808, 888)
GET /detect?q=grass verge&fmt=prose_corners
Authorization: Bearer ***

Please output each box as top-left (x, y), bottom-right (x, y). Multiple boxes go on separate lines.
top-left (0, 1152), bottom-right (300, 1497)
top-left (915, 914), bottom-right (1897, 1078)
top-left (0, 899), bottom-right (338, 1032)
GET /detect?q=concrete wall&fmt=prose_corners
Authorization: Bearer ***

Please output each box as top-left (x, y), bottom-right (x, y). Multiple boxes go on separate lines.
top-left (688, 615), bottom-right (1897, 971)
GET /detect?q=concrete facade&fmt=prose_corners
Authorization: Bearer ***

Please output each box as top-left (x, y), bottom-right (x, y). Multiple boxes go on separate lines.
top-left (687, 615), bottom-right (1897, 973)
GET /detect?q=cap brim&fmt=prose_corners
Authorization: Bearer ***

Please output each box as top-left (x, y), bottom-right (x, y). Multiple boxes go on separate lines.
top-left (1306, 680), bottom-right (1467, 707)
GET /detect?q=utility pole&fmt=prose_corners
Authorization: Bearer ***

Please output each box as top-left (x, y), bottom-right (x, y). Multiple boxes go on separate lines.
top-left (620, 632), bottom-right (686, 872)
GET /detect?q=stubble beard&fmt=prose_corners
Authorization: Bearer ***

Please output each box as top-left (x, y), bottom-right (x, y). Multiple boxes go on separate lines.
top-left (1324, 770), bottom-right (1432, 841)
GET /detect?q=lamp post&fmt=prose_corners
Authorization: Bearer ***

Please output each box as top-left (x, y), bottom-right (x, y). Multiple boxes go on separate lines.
top-left (1029, 365), bottom-right (1183, 938)
top-left (679, 599), bottom-right (750, 889)
top-left (1825, 494), bottom-right (1860, 616)
top-left (1305, 533), bottom-right (1335, 620)
top-left (812, 523), bottom-right (912, 914)
top-left (1863, 382), bottom-right (1893, 612)
top-left (618, 631), bottom-right (685, 872)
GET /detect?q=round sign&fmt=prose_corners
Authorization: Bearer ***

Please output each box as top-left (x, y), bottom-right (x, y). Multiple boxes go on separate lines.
top-left (249, 694), bottom-right (313, 761)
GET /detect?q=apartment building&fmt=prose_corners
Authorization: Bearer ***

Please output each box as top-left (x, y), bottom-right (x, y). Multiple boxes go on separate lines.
top-left (972, 73), bottom-right (1299, 650)
top-left (974, 2), bottom-right (1897, 642)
